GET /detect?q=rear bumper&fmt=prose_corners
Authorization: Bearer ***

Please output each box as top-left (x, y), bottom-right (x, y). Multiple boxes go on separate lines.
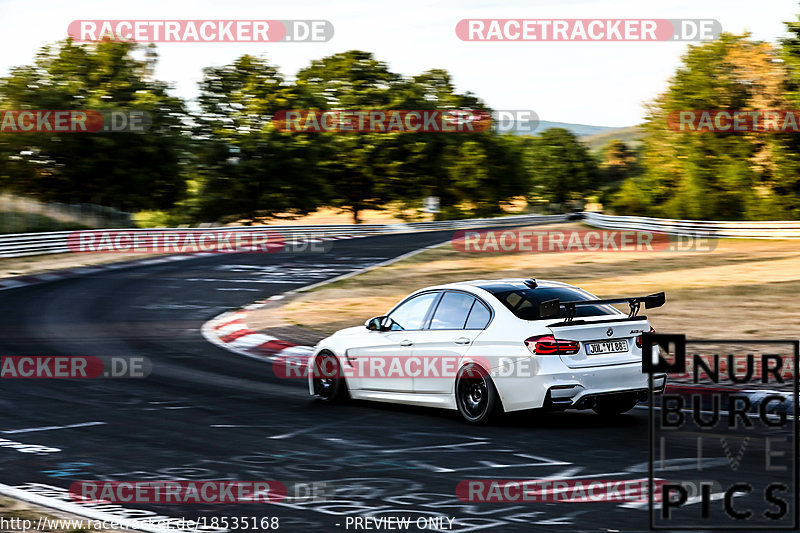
top-left (495, 357), bottom-right (666, 412)
top-left (544, 372), bottom-right (667, 410)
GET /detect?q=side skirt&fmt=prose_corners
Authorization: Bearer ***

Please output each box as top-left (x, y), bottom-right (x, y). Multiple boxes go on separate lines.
top-left (349, 390), bottom-right (457, 410)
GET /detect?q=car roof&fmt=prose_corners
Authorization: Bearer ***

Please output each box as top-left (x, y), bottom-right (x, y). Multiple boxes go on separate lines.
top-left (420, 278), bottom-right (578, 293)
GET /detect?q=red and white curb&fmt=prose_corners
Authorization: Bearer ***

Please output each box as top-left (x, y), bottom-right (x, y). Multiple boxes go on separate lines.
top-left (202, 307), bottom-right (314, 363)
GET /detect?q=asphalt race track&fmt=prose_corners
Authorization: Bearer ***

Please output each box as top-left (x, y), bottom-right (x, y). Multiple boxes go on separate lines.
top-left (0, 230), bottom-right (791, 532)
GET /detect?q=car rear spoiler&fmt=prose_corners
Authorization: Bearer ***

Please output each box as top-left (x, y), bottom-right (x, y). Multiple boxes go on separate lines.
top-left (539, 292), bottom-right (665, 322)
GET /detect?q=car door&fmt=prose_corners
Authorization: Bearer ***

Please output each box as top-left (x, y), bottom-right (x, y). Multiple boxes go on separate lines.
top-left (412, 291), bottom-right (492, 394)
top-left (346, 291), bottom-right (439, 393)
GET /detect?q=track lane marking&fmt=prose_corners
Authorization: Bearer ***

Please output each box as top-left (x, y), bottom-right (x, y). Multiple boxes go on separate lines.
top-left (2, 421), bottom-right (106, 434)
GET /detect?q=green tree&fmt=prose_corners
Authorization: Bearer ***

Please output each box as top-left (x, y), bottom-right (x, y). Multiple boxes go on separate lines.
top-left (772, 16), bottom-right (800, 219)
top-left (524, 128), bottom-right (599, 209)
top-left (193, 55), bottom-right (326, 222)
top-left (373, 69), bottom-right (495, 220)
top-left (599, 139), bottom-right (639, 184)
top-left (626, 33), bottom-right (792, 219)
top-left (296, 50), bottom-right (404, 223)
top-left (0, 39), bottom-right (188, 211)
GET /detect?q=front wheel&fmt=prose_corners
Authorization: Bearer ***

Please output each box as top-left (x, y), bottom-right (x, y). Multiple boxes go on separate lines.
top-left (455, 363), bottom-right (499, 424)
top-left (312, 351), bottom-right (347, 403)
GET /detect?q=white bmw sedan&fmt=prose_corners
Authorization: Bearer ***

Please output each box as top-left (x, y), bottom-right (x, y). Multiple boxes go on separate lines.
top-left (308, 278), bottom-right (667, 424)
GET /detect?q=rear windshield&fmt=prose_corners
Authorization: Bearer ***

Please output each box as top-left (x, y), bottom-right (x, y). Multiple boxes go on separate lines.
top-left (483, 286), bottom-right (619, 321)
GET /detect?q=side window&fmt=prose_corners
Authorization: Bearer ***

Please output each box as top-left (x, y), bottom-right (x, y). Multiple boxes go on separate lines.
top-left (465, 299), bottom-right (491, 329)
top-left (429, 292), bottom-right (475, 330)
top-left (387, 292), bottom-right (438, 331)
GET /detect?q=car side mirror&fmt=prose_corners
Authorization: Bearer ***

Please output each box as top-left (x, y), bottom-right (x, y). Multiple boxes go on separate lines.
top-left (365, 316), bottom-right (386, 331)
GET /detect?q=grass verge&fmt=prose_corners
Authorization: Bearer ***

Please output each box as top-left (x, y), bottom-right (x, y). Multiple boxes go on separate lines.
top-left (0, 496), bottom-right (125, 533)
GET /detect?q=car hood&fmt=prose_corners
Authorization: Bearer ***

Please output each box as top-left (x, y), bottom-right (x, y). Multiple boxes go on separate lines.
top-left (329, 325), bottom-right (364, 338)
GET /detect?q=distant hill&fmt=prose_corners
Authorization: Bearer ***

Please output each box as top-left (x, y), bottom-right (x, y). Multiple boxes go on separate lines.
top-left (535, 120), bottom-right (622, 137)
top-left (581, 126), bottom-right (644, 151)
top-left (510, 119), bottom-right (645, 150)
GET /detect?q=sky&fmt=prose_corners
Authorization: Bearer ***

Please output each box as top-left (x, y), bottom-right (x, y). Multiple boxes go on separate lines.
top-left (0, 0), bottom-right (797, 127)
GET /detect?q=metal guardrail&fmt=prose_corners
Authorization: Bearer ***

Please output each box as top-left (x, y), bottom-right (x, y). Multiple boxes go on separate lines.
top-left (0, 213), bottom-right (568, 258)
top-left (12, 211), bottom-right (799, 258)
top-left (582, 212), bottom-right (800, 239)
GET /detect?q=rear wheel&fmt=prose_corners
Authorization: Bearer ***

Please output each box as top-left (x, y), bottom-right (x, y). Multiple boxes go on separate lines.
top-left (455, 363), bottom-right (499, 424)
top-left (312, 351), bottom-right (347, 403)
top-left (592, 394), bottom-right (637, 416)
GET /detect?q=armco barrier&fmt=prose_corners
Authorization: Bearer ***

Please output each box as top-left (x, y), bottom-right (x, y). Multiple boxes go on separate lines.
top-left (582, 212), bottom-right (800, 239)
top-left (0, 214), bottom-right (566, 258)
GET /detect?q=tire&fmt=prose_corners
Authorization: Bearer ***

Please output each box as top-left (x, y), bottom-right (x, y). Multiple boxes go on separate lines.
top-left (592, 394), bottom-right (637, 416)
top-left (455, 363), bottom-right (499, 424)
top-left (312, 351), bottom-right (347, 403)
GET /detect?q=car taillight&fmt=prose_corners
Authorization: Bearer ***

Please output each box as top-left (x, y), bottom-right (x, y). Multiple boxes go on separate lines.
top-left (525, 335), bottom-right (579, 355)
top-left (636, 327), bottom-right (656, 348)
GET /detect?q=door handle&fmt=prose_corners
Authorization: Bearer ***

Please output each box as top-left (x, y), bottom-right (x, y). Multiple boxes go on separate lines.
top-left (454, 337), bottom-right (471, 345)
top-left (400, 340), bottom-right (413, 347)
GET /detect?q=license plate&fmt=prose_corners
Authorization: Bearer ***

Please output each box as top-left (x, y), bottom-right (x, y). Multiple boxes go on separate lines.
top-left (585, 340), bottom-right (628, 355)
